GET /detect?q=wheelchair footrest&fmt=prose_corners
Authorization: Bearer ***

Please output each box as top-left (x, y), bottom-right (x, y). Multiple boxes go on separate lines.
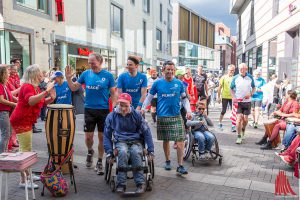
top-left (117, 166), bottom-right (148, 172)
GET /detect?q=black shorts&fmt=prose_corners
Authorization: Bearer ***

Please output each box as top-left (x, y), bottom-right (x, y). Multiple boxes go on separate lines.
top-left (151, 98), bottom-right (157, 107)
top-left (237, 102), bottom-right (251, 115)
top-left (84, 108), bottom-right (109, 132)
top-left (251, 100), bottom-right (262, 108)
top-left (221, 99), bottom-right (232, 115)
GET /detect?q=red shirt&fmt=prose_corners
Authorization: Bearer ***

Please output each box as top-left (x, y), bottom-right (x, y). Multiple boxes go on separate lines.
top-left (8, 74), bottom-right (20, 89)
top-left (0, 84), bottom-right (13, 112)
top-left (10, 83), bottom-right (45, 133)
top-left (183, 76), bottom-right (194, 95)
top-left (280, 100), bottom-right (299, 114)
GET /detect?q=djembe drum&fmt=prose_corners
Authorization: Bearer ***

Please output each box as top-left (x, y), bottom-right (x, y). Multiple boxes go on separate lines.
top-left (45, 104), bottom-right (76, 174)
top-left (263, 118), bottom-right (281, 147)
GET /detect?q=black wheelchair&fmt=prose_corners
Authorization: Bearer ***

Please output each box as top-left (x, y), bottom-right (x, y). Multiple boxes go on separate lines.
top-left (183, 129), bottom-right (223, 166)
top-left (104, 141), bottom-right (155, 194)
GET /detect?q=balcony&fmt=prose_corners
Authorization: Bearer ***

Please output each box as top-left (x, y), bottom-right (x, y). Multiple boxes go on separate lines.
top-left (230, 0), bottom-right (246, 14)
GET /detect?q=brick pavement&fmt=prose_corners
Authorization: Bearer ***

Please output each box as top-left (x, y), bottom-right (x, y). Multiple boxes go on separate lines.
top-left (1, 104), bottom-right (299, 199)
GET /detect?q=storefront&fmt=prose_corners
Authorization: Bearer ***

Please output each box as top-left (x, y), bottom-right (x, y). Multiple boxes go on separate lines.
top-left (54, 42), bottom-right (117, 77)
top-left (0, 30), bottom-right (31, 75)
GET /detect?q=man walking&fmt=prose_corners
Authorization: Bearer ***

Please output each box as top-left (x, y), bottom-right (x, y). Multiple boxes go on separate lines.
top-left (217, 64), bottom-right (235, 131)
top-left (142, 61), bottom-right (192, 175)
top-left (117, 56), bottom-right (147, 110)
top-left (65, 52), bottom-right (117, 175)
top-left (230, 63), bottom-right (255, 144)
top-left (193, 65), bottom-right (208, 100)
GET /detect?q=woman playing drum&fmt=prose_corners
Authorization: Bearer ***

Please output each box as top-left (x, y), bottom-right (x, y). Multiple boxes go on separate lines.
top-left (256, 90), bottom-right (299, 149)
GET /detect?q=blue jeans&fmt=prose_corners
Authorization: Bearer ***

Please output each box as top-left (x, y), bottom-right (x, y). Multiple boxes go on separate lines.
top-left (115, 142), bottom-right (144, 187)
top-left (194, 131), bottom-right (215, 153)
top-left (0, 111), bottom-right (12, 153)
top-left (282, 123), bottom-right (299, 147)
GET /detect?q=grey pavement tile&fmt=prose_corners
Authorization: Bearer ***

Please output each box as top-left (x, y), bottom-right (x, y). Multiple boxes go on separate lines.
top-left (201, 175), bottom-right (227, 186)
top-left (224, 178), bottom-right (251, 190)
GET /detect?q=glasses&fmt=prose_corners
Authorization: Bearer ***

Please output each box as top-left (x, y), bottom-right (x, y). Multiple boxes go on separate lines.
top-left (198, 108), bottom-right (205, 110)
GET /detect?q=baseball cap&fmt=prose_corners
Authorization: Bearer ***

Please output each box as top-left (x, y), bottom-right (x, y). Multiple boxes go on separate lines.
top-left (117, 93), bottom-right (132, 106)
top-left (175, 69), bottom-right (185, 76)
top-left (51, 71), bottom-right (64, 80)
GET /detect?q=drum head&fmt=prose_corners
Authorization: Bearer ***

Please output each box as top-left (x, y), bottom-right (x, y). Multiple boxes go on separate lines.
top-left (47, 104), bottom-right (74, 109)
top-left (263, 119), bottom-right (278, 125)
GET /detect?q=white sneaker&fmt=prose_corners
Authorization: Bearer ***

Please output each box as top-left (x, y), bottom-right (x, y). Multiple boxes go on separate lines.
top-left (30, 175), bottom-right (40, 182)
top-left (19, 181), bottom-right (39, 189)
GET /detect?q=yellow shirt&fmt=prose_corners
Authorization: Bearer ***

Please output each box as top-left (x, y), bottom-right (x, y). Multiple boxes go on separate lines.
top-left (220, 75), bottom-right (233, 99)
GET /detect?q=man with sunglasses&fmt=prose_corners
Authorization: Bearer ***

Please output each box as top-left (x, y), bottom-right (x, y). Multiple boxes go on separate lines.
top-left (117, 56), bottom-right (147, 110)
top-left (142, 61), bottom-right (192, 176)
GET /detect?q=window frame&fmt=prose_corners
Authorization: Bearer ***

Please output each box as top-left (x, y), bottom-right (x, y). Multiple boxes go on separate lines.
top-left (111, 3), bottom-right (124, 38)
top-left (156, 28), bottom-right (162, 51)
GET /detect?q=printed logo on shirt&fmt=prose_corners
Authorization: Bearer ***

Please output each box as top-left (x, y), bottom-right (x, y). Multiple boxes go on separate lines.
top-left (162, 93), bottom-right (176, 97)
top-left (86, 85), bottom-right (100, 90)
top-left (126, 88), bottom-right (138, 93)
top-left (135, 79), bottom-right (144, 86)
top-left (170, 84), bottom-right (179, 90)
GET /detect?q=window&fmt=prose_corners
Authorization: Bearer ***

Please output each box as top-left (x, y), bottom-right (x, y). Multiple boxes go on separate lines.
top-left (268, 38), bottom-right (278, 78)
top-left (179, 7), bottom-right (189, 41)
top-left (200, 18), bottom-right (207, 46)
top-left (273, 0), bottom-right (279, 17)
top-left (191, 13), bottom-right (199, 44)
top-left (16, 0), bottom-right (49, 14)
top-left (238, 16), bottom-right (241, 44)
top-left (256, 46), bottom-right (262, 67)
top-left (160, 3), bottom-right (163, 22)
top-left (143, 0), bottom-right (150, 13)
top-left (111, 4), bottom-right (123, 38)
top-left (250, 0), bottom-right (254, 35)
top-left (156, 29), bottom-right (162, 51)
top-left (87, 0), bottom-right (95, 29)
top-left (143, 21), bottom-right (146, 46)
top-left (248, 49), bottom-right (253, 74)
top-left (167, 10), bottom-right (172, 31)
top-left (167, 11), bottom-right (172, 54)
top-left (131, 0), bottom-right (135, 5)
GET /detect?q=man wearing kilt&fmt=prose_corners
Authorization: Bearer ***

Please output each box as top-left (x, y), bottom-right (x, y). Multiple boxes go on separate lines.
top-left (142, 61), bottom-right (192, 175)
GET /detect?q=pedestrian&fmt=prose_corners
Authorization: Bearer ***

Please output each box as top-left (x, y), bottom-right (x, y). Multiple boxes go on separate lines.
top-left (193, 65), bottom-right (208, 101)
top-left (117, 56), bottom-right (147, 110)
top-left (142, 61), bottom-right (192, 175)
top-left (10, 64), bottom-right (56, 189)
top-left (147, 69), bottom-right (158, 123)
top-left (230, 63), bottom-right (255, 144)
top-left (52, 71), bottom-right (72, 104)
top-left (251, 69), bottom-right (266, 128)
top-left (104, 93), bottom-right (154, 193)
top-left (65, 52), bottom-right (117, 175)
top-left (0, 65), bottom-right (17, 153)
top-left (217, 64), bottom-right (235, 132)
top-left (9, 58), bottom-right (21, 88)
top-left (183, 67), bottom-right (194, 98)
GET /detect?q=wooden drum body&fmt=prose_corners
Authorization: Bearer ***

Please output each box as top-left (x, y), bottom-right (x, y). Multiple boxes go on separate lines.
top-left (45, 104), bottom-right (76, 174)
top-left (263, 119), bottom-right (281, 147)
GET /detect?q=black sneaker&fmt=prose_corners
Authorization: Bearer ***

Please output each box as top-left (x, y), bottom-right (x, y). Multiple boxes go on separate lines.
top-left (86, 149), bottom-right (94, 168)
top-left (135, 184), bottom-right (146, 194)
top-left (95, 159), bottom-right (104, 175)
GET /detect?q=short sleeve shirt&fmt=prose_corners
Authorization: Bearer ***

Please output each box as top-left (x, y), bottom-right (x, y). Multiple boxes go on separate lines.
top-left (220, 75), bottom-right (233, 99)
top-left (77, 69), bottom-right (115, 109)
top-left (193, 73), bottom-right (207, 95)
top-left (54, 81), bottom-right (72, 104)
top-left (230, 73), bottom-right (255, 102)
top-left (117, 72), bottom-right (147, 108)
top-left (149, 78), bottom-right (185, 117)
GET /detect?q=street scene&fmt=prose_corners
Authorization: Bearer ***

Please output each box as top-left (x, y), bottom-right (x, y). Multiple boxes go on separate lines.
top-left (1, 0), bottom-right (300, 199)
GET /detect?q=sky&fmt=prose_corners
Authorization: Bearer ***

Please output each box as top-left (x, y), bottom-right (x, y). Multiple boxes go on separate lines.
top-left (177, 0), bottom-right (237, 35)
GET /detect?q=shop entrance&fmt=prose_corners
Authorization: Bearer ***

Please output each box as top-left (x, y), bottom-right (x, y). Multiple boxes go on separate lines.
top-left (68, 55), bottom-right (89, 77)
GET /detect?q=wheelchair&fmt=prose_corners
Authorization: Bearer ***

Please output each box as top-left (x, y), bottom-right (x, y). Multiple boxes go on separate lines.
top-left (183, 128), bottom-right (223, 166)
top-left (104, 141), bottom-right (155, 194)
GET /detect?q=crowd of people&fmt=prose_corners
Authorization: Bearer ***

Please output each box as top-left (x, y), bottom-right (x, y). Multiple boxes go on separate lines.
top-left (1, 53), bottom-right (300, 193)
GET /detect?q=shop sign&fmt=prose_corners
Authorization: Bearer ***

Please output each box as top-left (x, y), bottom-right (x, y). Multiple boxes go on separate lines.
top-left (55, 0), bottom-right (65, 22)
top-left (78, 48), bottom-right (94, 56)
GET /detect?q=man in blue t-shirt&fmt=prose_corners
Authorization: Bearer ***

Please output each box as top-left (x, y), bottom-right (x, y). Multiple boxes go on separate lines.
top-left (251, 69), bottom-right (266, 129)
top-left (142, 61), bottom-right (192, 176)
top-left (65, 52), bottom-right (117, 176)
top-left (117, 56), bottom-right (147, 110)
top-left (51, 71), bottom-right (72, 104)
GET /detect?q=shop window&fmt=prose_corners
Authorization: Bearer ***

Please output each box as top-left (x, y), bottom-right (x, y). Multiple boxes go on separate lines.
top-left (156, 29), bottom-right (162, 51)
top-left (111, 4), bottom-right (123, 38)
top-left (16, 0), bottom-right (49, 14)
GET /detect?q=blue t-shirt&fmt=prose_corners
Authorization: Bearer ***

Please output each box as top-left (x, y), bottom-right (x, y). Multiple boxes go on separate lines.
top-left (54, 81), bottom-right (72, 104)
top-left (77, 69), bottom-right (115, 109)
top-left (252, 77), bottom-right (266, 101)
top-left (117, 72), bottom-right (147, 108)
top-left (150, 78), bottom-right (185, 117)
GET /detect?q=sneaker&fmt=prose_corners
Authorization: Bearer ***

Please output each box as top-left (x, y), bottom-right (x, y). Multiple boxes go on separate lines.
top-left (95, 160), bottom-right (104, 175)
top-left (176, 165), bottom-right (188, 175)
top-left (116, 185), bottom-right (126, 193)
top-left (86, 149), bottom-right (94, 168)
top-left (30, 175), bottom-right (40, 182)
top-left (236, 135), bottom-right (242, 144)
top-left (135, 184), bottom-right (146, 194)
top-left (231, 126), bottom-right (236, 132)
top-left (253, 122), bottom-right (258, 129)
top-left (241, 130), bottom-right (245, 139)
top-left (164, 160), bottom-right (172, 171)
top-left (218, 123), bottom-right (223, 131)
top-left (19, 181), bottom-right (39, 189)
top-left (198, 152), bottom-right (206, 160)
top-left (205, 151), bottom-right (212, 160)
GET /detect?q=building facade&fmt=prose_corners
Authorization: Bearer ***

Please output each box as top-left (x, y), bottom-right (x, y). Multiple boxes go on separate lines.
top-left (171, 2), bottom-right (220, 73)
top-left (215, 23), bottom-right (237, 71)
top-left (0, 0), bottom-right (172, 76)
top-left (230, 0), bottom-right (300, 86)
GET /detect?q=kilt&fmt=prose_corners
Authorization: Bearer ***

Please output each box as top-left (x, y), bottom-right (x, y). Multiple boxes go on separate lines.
top-left (157, 115), bottom-right (185, 141)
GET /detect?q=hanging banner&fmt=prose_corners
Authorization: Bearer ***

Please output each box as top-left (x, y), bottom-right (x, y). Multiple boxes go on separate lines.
top-left (55, 0), bottom-right (65, 22)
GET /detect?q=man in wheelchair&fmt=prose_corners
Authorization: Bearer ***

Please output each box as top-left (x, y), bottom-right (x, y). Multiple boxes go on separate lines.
top-left (186, 101), bottom-right (215, 159)
top-left (104, 93), bottom-right (154, 193)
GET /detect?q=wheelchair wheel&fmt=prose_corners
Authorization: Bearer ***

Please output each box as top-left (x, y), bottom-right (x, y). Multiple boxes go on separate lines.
top-left (105, 159), bottom-right (113, 184)
top-left (183, 130), bottom-right (192, 161)
top-left (110, 179), bottom-right (116, 192)
top-left (146, 174), bottom-right (153, 191)
top-left (148, 159), bottom-right (155, 179)
top-left (210, 133), bottom-right (220, 160)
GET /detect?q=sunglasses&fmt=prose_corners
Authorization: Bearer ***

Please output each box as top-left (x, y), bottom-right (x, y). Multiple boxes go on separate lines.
top-left (198, 108), bottom-right (205, 110)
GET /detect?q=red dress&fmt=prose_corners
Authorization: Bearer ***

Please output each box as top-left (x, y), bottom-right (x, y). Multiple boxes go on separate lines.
top-left (10, 84), bottom-right (45, 134)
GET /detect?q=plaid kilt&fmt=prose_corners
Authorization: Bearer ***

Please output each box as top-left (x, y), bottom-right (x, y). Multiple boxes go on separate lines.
top-left (157, 115), bottom-right (185, 141)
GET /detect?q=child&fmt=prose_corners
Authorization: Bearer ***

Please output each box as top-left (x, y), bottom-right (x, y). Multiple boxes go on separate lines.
top-left (186, 101), bottom-right (215, 159)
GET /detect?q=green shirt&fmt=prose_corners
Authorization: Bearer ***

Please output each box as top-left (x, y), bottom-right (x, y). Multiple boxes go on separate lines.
top-left (220, 75), bottom-right (233, 99)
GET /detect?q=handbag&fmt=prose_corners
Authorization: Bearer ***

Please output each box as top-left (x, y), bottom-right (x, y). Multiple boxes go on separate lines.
top-left (40, 148), bottom-right (74, 197)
